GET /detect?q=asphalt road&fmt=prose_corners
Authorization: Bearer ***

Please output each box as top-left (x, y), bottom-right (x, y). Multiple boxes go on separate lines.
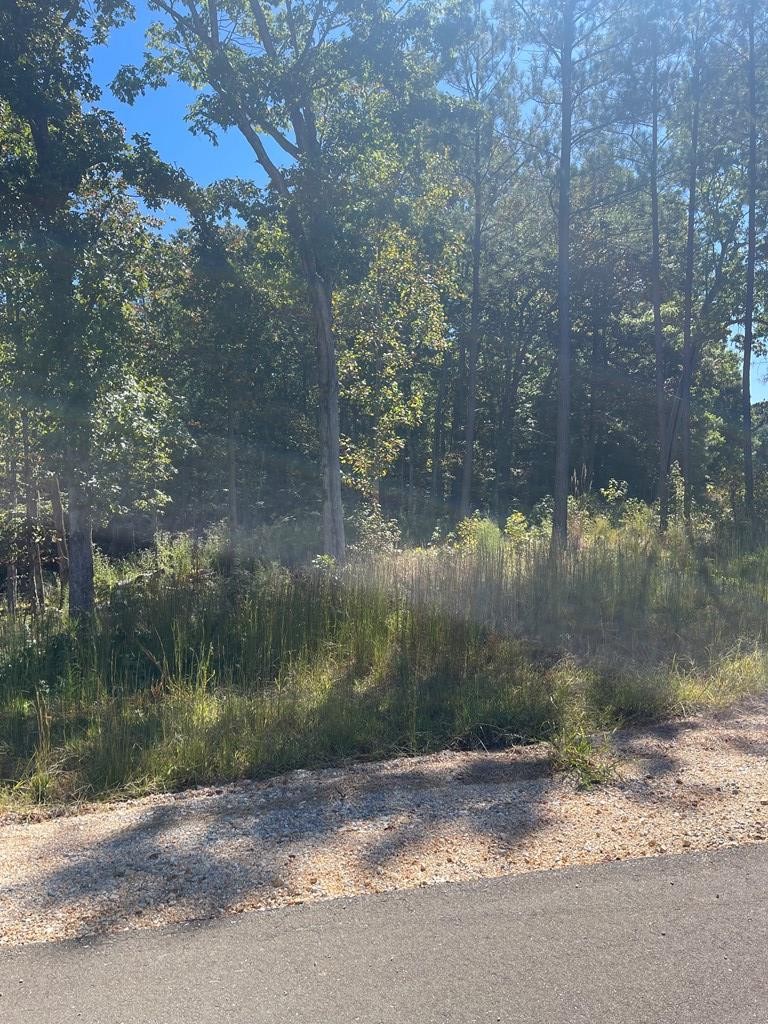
top-left (1, 843), bottom-right (766, 1024)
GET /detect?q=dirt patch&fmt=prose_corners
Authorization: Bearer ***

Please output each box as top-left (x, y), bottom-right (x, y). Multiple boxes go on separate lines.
top-left (1, 696), bottom-right (766, 947)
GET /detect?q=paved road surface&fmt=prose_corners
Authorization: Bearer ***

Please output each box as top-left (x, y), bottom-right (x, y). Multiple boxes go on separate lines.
top-left (1, 843), bottom-right (766, 1023)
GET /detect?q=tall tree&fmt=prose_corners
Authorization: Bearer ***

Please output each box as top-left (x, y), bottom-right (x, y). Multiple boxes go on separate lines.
top-left (740, 0), bottom-right (761, 524)
top-left (636, 6), bottom-right (678, 528)
top-left (513, 0), bottom-right (627, 547)
top-left (0, 0), bottom-right (131, 614)
top-left (659, 0), bottom-right (738, 519)
top-left (446, 1), bottom-right (519, 519)
top-left (116, 0), bottom-right (444, 560)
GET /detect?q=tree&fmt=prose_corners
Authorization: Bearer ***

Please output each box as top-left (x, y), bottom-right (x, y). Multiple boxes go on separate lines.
top-left (0, 0), bottom-right (134, 614)
top-left (513, 0), bottom-right (629, 548)
top-left (336, 224), bottom-right (449, 498)
top-left (445, 0), bottom-right (520, 519)
top-left (658, 0), bottom-right (742, 519)
top-left (1, 0), bottom-right (763, 579)
top-left (629, 2), bottom-right (681, 527)
top-left (116, 0), bottom-right (446, 560)
top-left (739, 0), bottom-right (766, 525)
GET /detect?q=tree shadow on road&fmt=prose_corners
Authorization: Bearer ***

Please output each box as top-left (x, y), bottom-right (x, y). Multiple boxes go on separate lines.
top-left (0, 743), bottom-right (560, 946)
top-left (3, 692), bottom-right (765, 948)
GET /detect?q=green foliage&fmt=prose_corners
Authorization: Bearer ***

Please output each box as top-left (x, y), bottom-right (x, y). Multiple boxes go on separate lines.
top-left (549, 704), bottom-right (617, 789)
top-left (3, 0), bottom-right (767, 562)
top-left (337, 225), bottom-right (449, 490)
top-left (504, 511), bottom-right (530, 544)
top-left (456, 514), bottom-right (504, 552)
top-left (349, 503), bottom-right (402, 555)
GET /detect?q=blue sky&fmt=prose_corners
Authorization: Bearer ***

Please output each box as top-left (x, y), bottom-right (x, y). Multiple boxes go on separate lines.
top-left (89, 2), bottom-right (768, 402)
top-left (90, 0), bottom-right (263, 226)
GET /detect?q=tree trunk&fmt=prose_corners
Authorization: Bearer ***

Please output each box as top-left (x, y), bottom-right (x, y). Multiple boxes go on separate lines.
top-left (459, 126), bottom-right (483, 520)
top-left (6, 450), bottom-right (18, 616)
top-left (662, 51), bottom-right (700, 518)
top-left (309, 269), bottom-right (345, 561)
top-left (49, 475), bottom-right (69, 607)
top-left (67, 471), bottom-right (95, 617)
top-left (431, 351), bottom-right (450, 509)
top-left (681, 400), bottom-right (692, 520)
top-left (21, 411), bottom-right (45, 611)
top-left (650, 33), bottom-right (668, 530)
top-left (450, 339), bottom-right (467, 514)
top-left (227, 401), bottom-right (239, 532)
top-left (552, 0), bottom-right (575, 550)
top-left (585, 320), bottom-right (604, 488)
top-left (743, 0), bottom-right (757, 525)
top-left (228, 90), bottom-right (346, 561)
top-left (679, 56), bottom-right (701, 521)
top-left (6, 552), bottom-right (18, 616)
top-left (494, 362), bottom-right (509, 518)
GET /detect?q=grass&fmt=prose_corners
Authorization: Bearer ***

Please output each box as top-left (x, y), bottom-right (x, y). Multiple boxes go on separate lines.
top-left (1, 509), bottom-right (767, 806)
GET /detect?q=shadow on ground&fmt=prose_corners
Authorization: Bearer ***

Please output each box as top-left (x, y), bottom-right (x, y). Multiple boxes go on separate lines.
top-left (2, 695), bottom-right (766, 946)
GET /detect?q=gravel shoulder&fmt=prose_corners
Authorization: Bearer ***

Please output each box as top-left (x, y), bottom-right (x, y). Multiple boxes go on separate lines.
top-left (1, 696), bottom-right (766, 947)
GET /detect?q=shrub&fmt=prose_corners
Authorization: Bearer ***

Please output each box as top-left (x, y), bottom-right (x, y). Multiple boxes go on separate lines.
top-left (456, 514), bottom-right (503, 553)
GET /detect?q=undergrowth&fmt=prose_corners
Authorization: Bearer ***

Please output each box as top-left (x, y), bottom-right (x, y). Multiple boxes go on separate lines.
top-left (1, 510), bottom-right (767, 805)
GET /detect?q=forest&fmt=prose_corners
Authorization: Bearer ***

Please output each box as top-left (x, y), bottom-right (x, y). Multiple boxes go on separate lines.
top-left (1, 0), bottom-right (767, 802)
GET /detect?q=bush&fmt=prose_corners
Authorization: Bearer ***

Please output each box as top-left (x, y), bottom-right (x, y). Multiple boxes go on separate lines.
top-left (456, 514), bottom-right (504, 553)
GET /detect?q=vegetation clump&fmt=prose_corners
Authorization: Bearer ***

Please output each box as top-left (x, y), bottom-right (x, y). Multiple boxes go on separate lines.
top-left (2, 513), bottom-right (766, 806)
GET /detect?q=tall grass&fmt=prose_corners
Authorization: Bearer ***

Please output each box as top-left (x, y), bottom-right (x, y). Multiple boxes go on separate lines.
top-left (1, 514), bottom-right (767, 804)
